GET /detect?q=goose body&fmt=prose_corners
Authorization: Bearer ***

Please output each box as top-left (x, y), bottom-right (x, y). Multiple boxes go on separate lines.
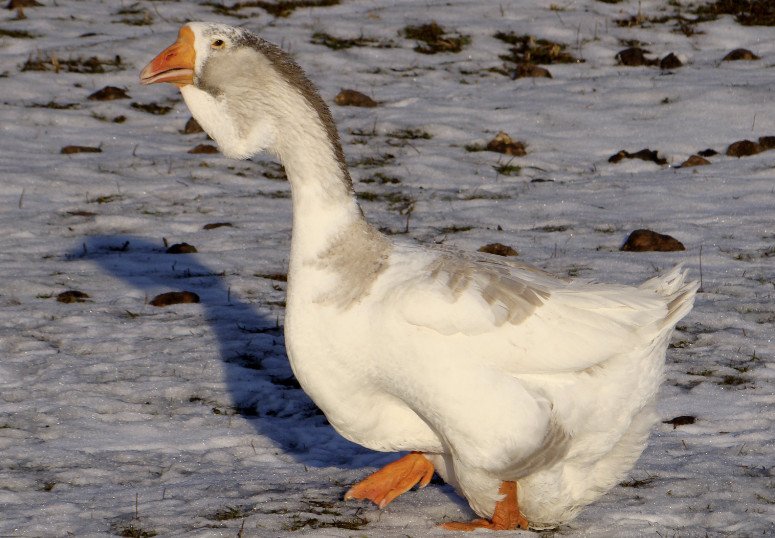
top-left (141, 23), bottom-right (698, 530)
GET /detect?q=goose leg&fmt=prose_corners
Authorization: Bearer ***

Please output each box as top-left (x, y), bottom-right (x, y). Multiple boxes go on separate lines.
top-left (441, 481), bottom-right (529, 531)
top-left (344, 452), bottom-right (435, 508)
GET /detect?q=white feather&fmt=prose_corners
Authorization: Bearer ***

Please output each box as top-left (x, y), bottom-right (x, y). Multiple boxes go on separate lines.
top-left (171, 23), bottom-right (699, 528)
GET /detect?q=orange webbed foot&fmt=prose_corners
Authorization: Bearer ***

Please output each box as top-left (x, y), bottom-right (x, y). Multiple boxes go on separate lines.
top-left (344, 452), bottom-right (434, 508)
top-left (440, 481), bottom-right (529, 531)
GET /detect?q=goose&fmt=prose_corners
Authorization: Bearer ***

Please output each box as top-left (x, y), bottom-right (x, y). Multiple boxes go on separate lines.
top-left (140, 23), bottom-right (698, 531)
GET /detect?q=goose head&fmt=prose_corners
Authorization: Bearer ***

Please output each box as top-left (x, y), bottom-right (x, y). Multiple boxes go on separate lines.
top-left (140, 22), bottom-right (346, 170)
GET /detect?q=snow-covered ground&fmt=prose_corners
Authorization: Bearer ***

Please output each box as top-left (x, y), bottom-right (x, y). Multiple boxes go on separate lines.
top-left (1, 0), bottom-right (773, 536)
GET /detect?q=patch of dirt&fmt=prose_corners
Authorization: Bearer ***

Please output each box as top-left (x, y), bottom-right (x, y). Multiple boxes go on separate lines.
top-left (616, 47), bottom-right (658, 66)
top-left (112, 523), bottom-right (157, 538)
top-left (188, 144), bottom-right (218, 154)
top-left (663, 415), bottom-right (696, 429)
top-left (22, 54), bottom-right (124, 74)
top-left (352, 153), bottom-right (395, 168)
top-left (758, 136), bottom-right (775, 150)
top-left (88, 194), bottom-right (122, 204)
top-left (311, 31), bottom-right (395, 50)
top-left (608, 148), bottom-right (667, 165)
top-left (495, 32), bottom-right (582, 64)
top-left (485, 132), bottom-right (526, 156)
top-left (615, 12), bottom-right (672, 28)
top-left (493, 32), bottom-right (579, 78)
top-left (660, 52), bottom-right (683, 69)
top-left (680, 155), bottom-right (711, 167)
top-left (149, 291), bottom-right (200, 307)
top-left (620, 476), bottom-right (657, 488)
top-left (182, 117), bottom-right (204, 134)
top-left (256, 272), bottom-right (288, 282)
top-left (61, 145), bottom-right (102, 154)
top-left (56, 290), bottom-right (90, 303)
top-left (66, 210), bottom-right (97, 217)
top-left (402, 21), bottom-right (470, 54)
top-left (166, 243), bottom-right (198, 254)
top-left (478, 243), bottom-right (518, 257)
top-left (360, 172), bottom-right (400, 184)
top-left (726, 140), bottom-right (761, 157)
top-left (115, 5), bottom-right (153, 26)
top-left (207, 0), bottom-right (340, 18)
top-left (438, 224), bottom-right (473, 234)
top-left (206, 505), bottom-right (253, 521)
top-left (283, 515), bottom-right (368, 531)
top-left (534, 224), bottom-right (571, 233)
top-left (620, 229), bottom-right (685, 252)
top-left (387, 128), bottom-right (431, 140)
top-left (88, 86), bottom-right (129, 101)
top-left (511, 63), bottom-right (552, 78)
top-left (695, 0), bottom-right (775, 26)
top-left (493, 162), bottom-right (521, 176)
top-left (6, 0), bottom-right (43, 8)
top-left (262, 162), bottom-right (287, 180)
top-left (28, 101), bottom-right (80, 110)
top-left (203, 222), bottom-right (233, 230)
top-left (130, 102), bottom-right (173, 115)
top-left (334, 89), bottom-right (377, 107)
top-left (0, 27), bottom-right (34, 38)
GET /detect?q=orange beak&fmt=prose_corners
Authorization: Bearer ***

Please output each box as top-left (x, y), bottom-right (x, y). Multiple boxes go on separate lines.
top-left (140, 26), bottom-right (196, 86)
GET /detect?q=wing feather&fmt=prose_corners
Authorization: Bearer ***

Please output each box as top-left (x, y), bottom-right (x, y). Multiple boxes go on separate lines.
top-left (392, 250), bottom-right (672, 374)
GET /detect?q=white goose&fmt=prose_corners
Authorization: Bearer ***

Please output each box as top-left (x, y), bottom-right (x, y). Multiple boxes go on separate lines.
top-left (141, 23), bottom-right (697, 531)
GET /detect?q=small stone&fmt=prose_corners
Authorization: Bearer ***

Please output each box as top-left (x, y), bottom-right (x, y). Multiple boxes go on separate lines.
top-left (757, 136), bottom-right (775, 150)
top-left (660, 53), bottom-right (682, 70)
top-left (334, 89), bottom-right (378, 107)
top-left (511, 64), bottom-right (552, 79)
top-left (722, 49), bottom-right (759, 62)
top-left (166, 243), bottom-right (198, 254)
top-left (182, 117), bottom-right (204, 134)
top-left (616, 47), bottom-right (655, 67)
top-left (149, 291), bottom-right (200, 307)
top-left (485, 132), bottom-right (526, 156)
top-left (478, 243), bottom-right (518, 257)
top-left (56, 290), bottom-right (90, 303)
top-left (726, 140), bottom-right (761, 158)
top-left (87, 86), bottom-right (129, 101)
top-left (188, 144), bottom-right (218, 154)
top-left (621, 229), bottom-right (685, 252)
top-left (698, 148), bottom-right (718, 157)
top-left (61, 145), bottom-right (102, 154)
top-left (6, 0), bottom-right (42, 8)
top-left (680, 155), bottom-right (710, 168)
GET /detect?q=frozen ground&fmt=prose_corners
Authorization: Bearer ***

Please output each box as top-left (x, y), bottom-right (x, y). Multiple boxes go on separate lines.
top-left (0, 0), bottom-right (773, 536)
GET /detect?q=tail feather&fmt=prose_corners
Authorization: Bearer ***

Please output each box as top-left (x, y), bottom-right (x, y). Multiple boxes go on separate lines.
top-left (640, 264), bottom-right (698, 331)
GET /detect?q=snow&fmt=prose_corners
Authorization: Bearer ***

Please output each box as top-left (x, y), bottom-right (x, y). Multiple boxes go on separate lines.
top-left (0, 0), bottom-right (773, 536)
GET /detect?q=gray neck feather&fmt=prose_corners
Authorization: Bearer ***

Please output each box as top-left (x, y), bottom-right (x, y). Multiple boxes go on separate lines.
top-left (239, 34), bottom-right (353, 192)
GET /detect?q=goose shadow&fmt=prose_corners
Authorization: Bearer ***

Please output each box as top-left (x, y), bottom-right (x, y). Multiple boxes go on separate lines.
top-left (70, 234), bottom-right (390, 471)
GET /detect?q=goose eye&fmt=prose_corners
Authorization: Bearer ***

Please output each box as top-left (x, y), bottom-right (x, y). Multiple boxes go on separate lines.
top-left (211, 39), bottom-right (226, 49)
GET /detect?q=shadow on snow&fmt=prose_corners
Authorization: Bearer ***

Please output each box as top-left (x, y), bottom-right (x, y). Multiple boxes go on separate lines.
top-left (70, 234), bottom-right (391, 471)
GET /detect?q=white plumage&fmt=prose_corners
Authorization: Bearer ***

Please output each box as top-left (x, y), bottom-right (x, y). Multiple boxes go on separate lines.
top-left (141, 22), bottom-right (698, 530)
